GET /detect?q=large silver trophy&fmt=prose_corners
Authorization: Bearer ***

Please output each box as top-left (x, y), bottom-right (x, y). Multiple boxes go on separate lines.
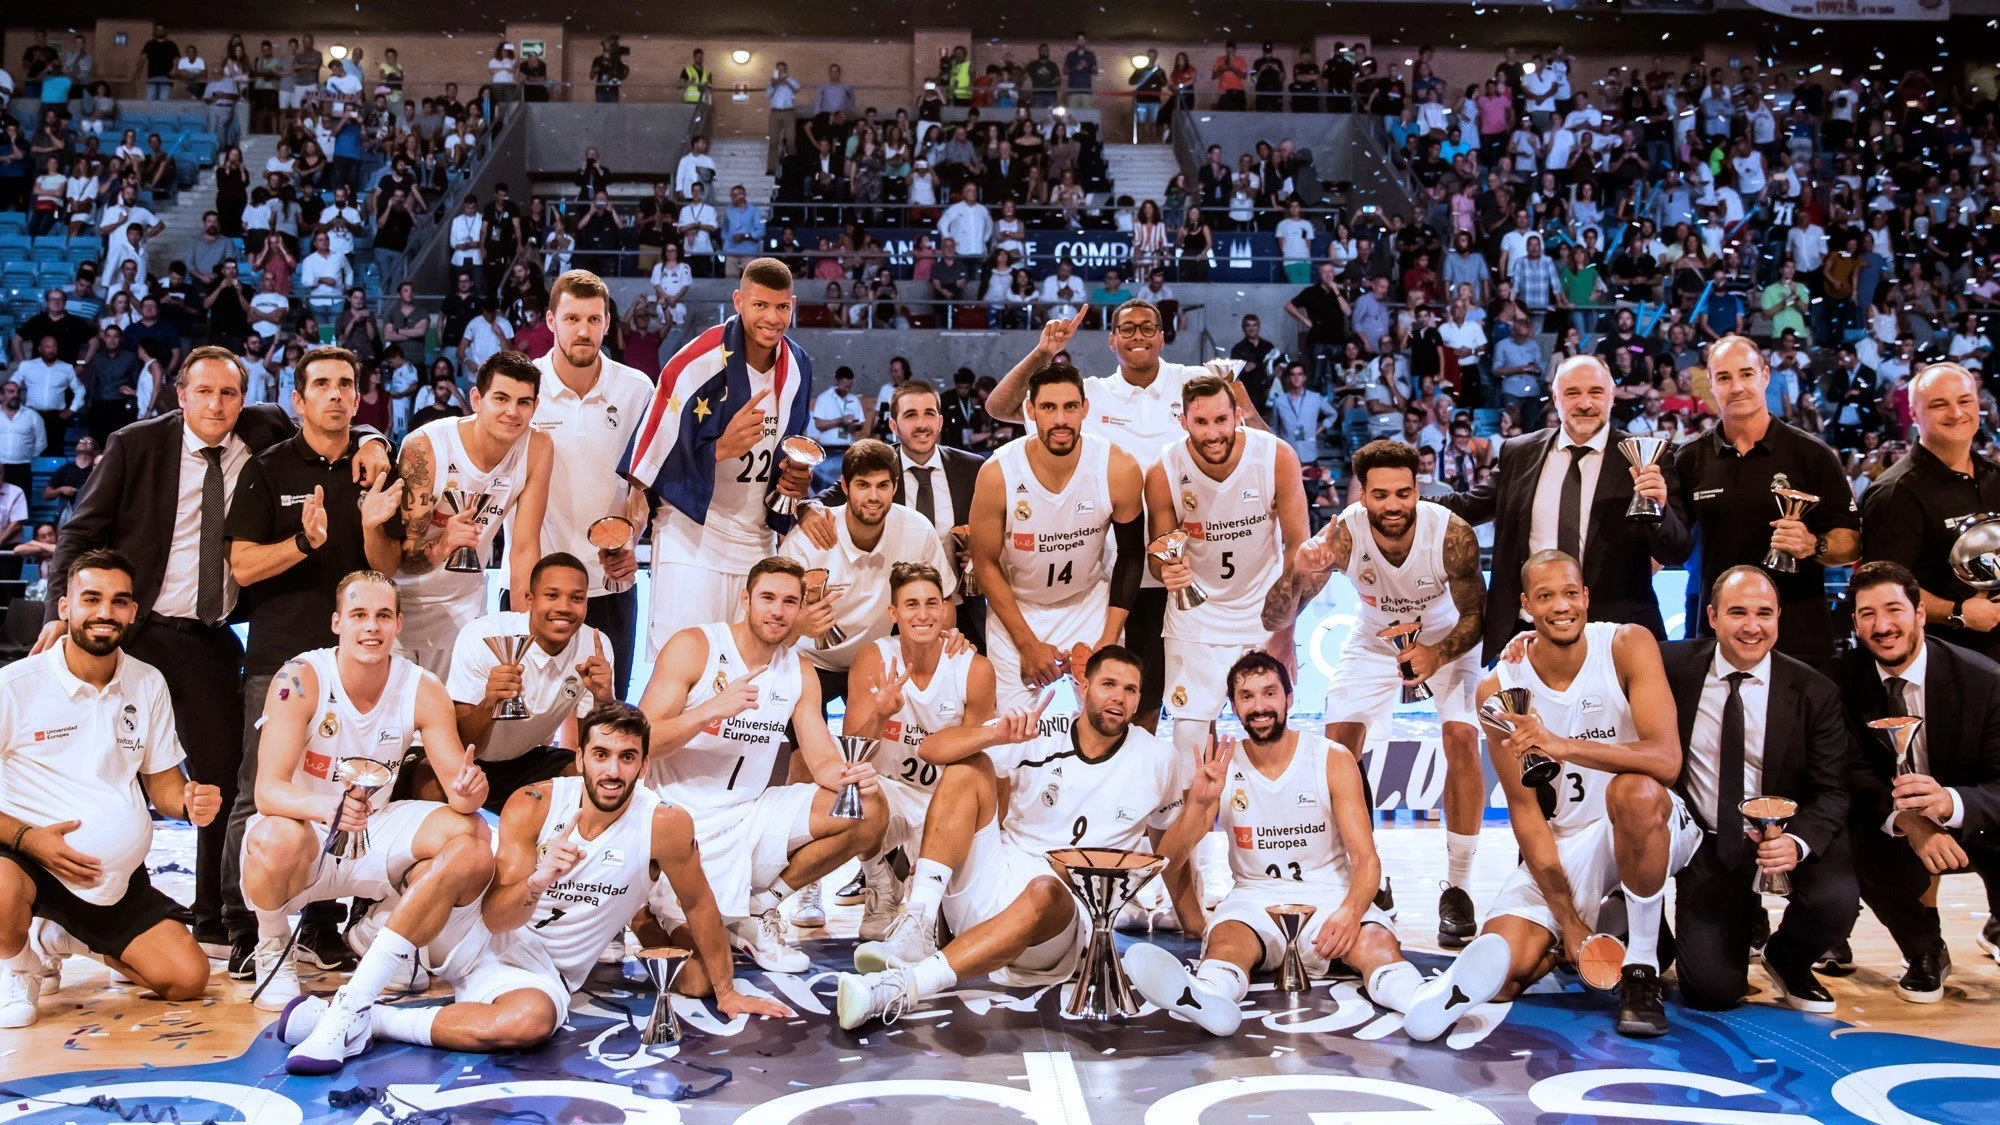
top-left (1481, 686), bottom-right (1561, 787)
top-left (437, 489), bottom-right (489, 573)
top-left (1947, 512), bottom-right (2000, 590)
top-left (802, 567), bottom-right (846, 648)
top-left (1619, 436), bottom-right (1668, 521)
top-left (1046, 847), bottom-right (1170, 1019)
top-left (767, 436), bottom-right (825, 515)
top-left (1378, 621), bottom-right (1431, 703)
top-left (637, 946), bottom-right (690, 1047)
top-left (1740, 795), bottom-right (1800, 897)
top-left (1266, 904), bottom-right (1318, 992)
top-left (830, 737), bottom-right (878, 820)
top-left (1148, 530), bottom-right (1210, 611)
top-left (1764, 482), bottom-right (1819, 574)
top-left (587, 516), bottom-right (637, 595)
top-left (326, 757), bottom-right (395, 860)
top-left (483, 634), bottom-right (534, 720)
top-left (1869, 715), bottom-right (1925, 777)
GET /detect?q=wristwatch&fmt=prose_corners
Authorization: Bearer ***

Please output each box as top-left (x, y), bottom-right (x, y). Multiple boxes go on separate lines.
top-left (1949, 599), bottom-right (1967, 631)
top-left (293, 531), bottom-right (315, 555)
top-left (1812, 532), bottom-right (1829, 560)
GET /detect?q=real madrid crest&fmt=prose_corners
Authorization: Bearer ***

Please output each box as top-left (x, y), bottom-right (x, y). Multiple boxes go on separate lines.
top-left (1015, 499), bottom-right (1032, 521)
top-left (1039, 783), bottom-right (1060, 807)
top-left (1230, 789), bottom-right (1249, 812)
top-left (1181, 488), bottom-right (1197, 512)
top-left (1170, 685), bottom-right (1188, 708)
top-left (1358, 565), bottom-right (1377, 586)
top-left (712, 670), bottom-right (730, 694)
top-left (318, 712), bottom-right (339, 739)
top-left (562, 676), bottom-right (581, 700)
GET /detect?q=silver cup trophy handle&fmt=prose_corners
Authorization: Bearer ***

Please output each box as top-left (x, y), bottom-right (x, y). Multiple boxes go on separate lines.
top-left (1618, 436), bottom-right (1668, 521)
top-left (830, 737), bottom-right (878, 820)
top-left (483, 635), bottom-right (535, 720)
top-left (1739, 795), bottom-right (1799, 898)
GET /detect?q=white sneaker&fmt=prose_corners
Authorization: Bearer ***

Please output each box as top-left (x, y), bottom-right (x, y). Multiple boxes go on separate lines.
top-left (1403, 932), bottom-right (1511, 1042)
top-left (394, 956), bottom-right (430, 994)
top-left (284, 999), bottom-right (375, 1075)
top-left (252, 937), bottom-right (302, 1013)
top-left (597, 933), bottom-right (627, 965)
top-left (857, 868), bottom-right (902, 943)
top-left (854, 909), bottom-right (937, 973)
top-left (1123, 944), bottom-right (1241, 1035)
top-left (24, 920), bottom-right (64, 994)
top-left (731, 909), bottom-right (809, 974)
top-left (836, 968), bottom-right (913, 1030)
top-left (791, 882), bottom-right (827, 929)
top-left (273, 993), bottom-right (328, 1046)
top-left (0, 969), bottom-right (42, 1028)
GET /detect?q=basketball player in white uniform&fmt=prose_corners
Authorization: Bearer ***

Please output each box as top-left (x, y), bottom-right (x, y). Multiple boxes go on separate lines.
top-left (273, 703), bottom-right (791, 1067)
top-left (1407, 549), bottom-right (1699, 1041)
top-left (1149, 374), bottom-right (1308, 758)
top-left (839, 562), bottom-right (989, 948)
top-left (835, 646), bottom-right (1206, 1030)
top-left (968, 363), bottom-right (1146, 713)
top-left (239, 571), bottom-right (490, 1015)
top-left (1124, 651), bottom-right (1438, 1035)
top-left (636, 556), bottom-right (886, 973)
top-left (1281, 439), bottom-right (1488, 946)
top-left (393, 351), bottom-right (554, 675)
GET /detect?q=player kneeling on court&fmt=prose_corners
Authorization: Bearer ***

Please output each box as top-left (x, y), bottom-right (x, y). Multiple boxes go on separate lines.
top-left (0, 550), bottom-right (222, 1028)
top-left (276, 702), bottom-right (791, 1066)
top-left (836, 646), bottom-right (1208, 1029)
top-left (1404, 550), bottom-right (1698, 1042)
top-left (1123, 652), bottom-right (1432, 1035)
top-left (239, 572), bottom-right (492, 1019)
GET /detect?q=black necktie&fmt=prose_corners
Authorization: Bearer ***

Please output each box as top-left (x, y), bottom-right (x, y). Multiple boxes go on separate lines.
top-left (1885, 675), bottom-right (1925, 768)
top-left (909, 465), bottom-right (937, 525)
top-left (1557, 443), bottom-right (1589, 560)
top-left (1717, 670), bottom-right (1750, 867)
top-left (197, 445), bottom-right (226, 627)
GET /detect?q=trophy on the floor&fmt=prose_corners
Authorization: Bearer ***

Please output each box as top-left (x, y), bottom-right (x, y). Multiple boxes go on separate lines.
top-left (1481, 685), bottom-right (1561, 787)
top-left (1266, 904), bottom-right (1318, 992)
top-left (1046, 847), bottom-right (1170, 1019)
top-left (638, 946), bottom-right (690, 1046)
top-left (1618, 436), bottom-right (1669, 521)
top-left (1764, 478), bottom-right (1819, 574)
top-left (1869, 714), bottom-right (1925, 776)
top-left (1148, 530), bottom-right (1210, 611)
top-left (1576, 932), bottom-right (1625, 991)
top-left (767, 436), bottom-right (825, 515)
top-left (587, 516), bottom-right (637, 595)
top-left (326, 757), bottom-right (395, 861)
top-left (437, 489), bottom-right (490, 573)
top-left (1378, 620), bottom-right (1431, 703)
top-left (802, 567), bottom-right (846, 647)
top-left (830, 737), bottom-right (878, 820)
top-left (484, 634), bottom-right (534, 720)
top-left (1740, 795), bottom-right (1800, 897)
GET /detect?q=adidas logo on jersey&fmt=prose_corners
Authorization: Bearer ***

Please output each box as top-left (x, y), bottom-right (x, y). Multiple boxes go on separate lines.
top-left (1014, 482), bottom-right (1029, 493)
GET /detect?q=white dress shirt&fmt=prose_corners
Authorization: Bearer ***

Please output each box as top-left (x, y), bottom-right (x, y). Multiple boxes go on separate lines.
top-left (901, 448), bottom-right (957, 537)
top-left (449, 213), bottom-right (485, 265)
top-left (778, 503), bottom-right (956, 672)
top-left (153, 427), bottom-right (251, 620)
top-left (1687, 649), bottom-right (1813, 857)
top-left (14, 358), bottom-right (87, 415)
top-left (0, 406), bottom-right (47, 465)
top-left (937, 200), bottom-right (994, 259)
top-left (1876, 642), bottom-right (1967, 833)
top-left (1528, 421), bottom-right (1610, 560)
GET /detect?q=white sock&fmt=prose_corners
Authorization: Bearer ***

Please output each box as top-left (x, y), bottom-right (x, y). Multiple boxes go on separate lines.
top-left (1194, 958), bottom-right (1249, 1004)
top-left (861, 856), bottom-right (897, 891)
top-left (1445, 832), bottom-right (1479, 890)
top-left (1622, 883), bottom-right (1666, 970)
top-left (338, 928), bottom-right (415, 1013)
top-left (1367, 961), bottom-right (1423, 1013)
top-left (3, 945), bottom-right (42, 972)
top-left (908, 951), bottom-right (956, 999)
top-left (31, 919), bottom-right (84, 961)
top-left (749, 877), bottom-right (798, 917)
top-left (370, 1004), bottom-right (438, 1046)
top-left (906, 859), bottom-right (952, 926)
top-left (255, 909), bottom-right (291, 944)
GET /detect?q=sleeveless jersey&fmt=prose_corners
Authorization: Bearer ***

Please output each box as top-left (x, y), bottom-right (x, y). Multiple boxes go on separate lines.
top-left (872, 637), bottom-right (973, 798)
top-left (990, 716), bottom-right (1190, 854)
top-left (1220, 732), bottom-right (1353, 890)
top-left (522, 775), bottom-right (662, 992)
top-left (996, 433), bottom-right (1114, 609)
top-left (1340, 499), bottom-right (1462, 654)
top-left (658, 365), bottom-right (780, 573)
top-left (653, 622), bottom-right (802, 811)
top-left (1161, 428), bottom-right (1284, 643)
top-left (1496, 621), bottom-right (1632, 836)
top-left (400, 417), bottom-right (530, 607)
top-left (291, 647), bottom-right (423, 816)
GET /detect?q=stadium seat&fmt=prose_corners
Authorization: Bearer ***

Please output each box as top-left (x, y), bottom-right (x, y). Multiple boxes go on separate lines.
top-left (0, 214), bottom-right (24, 236)
top-left (65, 243), bottom-right (98, 266)
top-left (1472, 408), bottom-right (1501, 435)
top-left (0, 234), bottom-right (27, 260)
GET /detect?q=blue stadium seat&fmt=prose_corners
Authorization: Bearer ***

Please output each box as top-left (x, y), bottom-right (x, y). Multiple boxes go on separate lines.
top-left (1472, 408), bottom-right (1501, 436)
top-left (27, 240), bottom-right (64, 264)
top-left (0, 214), bottom-right (24, 236)
top-left (65, 243), bottom-right (97, 265)
top-left (0, 234), bottom-right (27, 260)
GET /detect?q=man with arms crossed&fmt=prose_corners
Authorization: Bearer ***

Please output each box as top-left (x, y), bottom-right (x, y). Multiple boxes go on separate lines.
top-left (394, 350), bottom-right (554, 674)
top-left (273, 703), bottom-right (791, 1062)
top-left (1275, 439), bottom-right (1487, 946)
top-left (637, 556), bottom-right (886, 973)
top-left (0, 551), bottom-right (221, 1027)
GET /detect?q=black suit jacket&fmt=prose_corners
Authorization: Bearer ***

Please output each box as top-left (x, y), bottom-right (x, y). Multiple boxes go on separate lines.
top-left (812, 445), bottom-right (981, 527)
top-left (1660, 639), bottom-right (1852, 859)
top-left (1435, 426), bottom-right (1692, 662)
top-left (1828, 639), bottom-right (2000, 844)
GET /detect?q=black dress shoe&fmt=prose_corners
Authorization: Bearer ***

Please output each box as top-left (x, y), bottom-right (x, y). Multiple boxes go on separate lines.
top-left (833, 871), bottom-right (867, 907)
top-left (1437, 884), bottom-right (1475, 948)
top-left (1374, 877), bottom-right (1396, 917)
top-left (193, 921), bottom-right (231, 960)
top-left (1978, 917), bottom-right (2000, 963)
top-left (1748, 909), bottom-right (1771, 956)
top-left (1896, 943), bottom-right (1950, 1003)
top-left (298, 921), bottom-right (357, 972)
top-left (1760, 951), bottom-right (1835, 1013)
top-left (1813, 938), bottom-right (1855, 976)
top-left (1616, 963), bottom-right (1670, 1038)
top-left (227, 934), bottom-right (259, 981)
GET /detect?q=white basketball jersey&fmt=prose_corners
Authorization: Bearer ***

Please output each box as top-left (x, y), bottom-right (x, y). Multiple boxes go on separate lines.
top-left (1496, 621), bottom-right (1632, 836)
top-left (990, 715), bottom-right (1190, 854)
top-left (996, 433), bottom-right (1114, 608)
top-left (521, 775), bottom-right (662, 992)
top-left (1221, 732), bottom-right (1353, 889)
top-left (1340, 500), bottom-right (1462, 652)
top-left (658, 365), bottom-right (781, 574)
top-left (1161, 428), bottom-right (1284, 643)
top-left (291, 647), bottom-right (423, 816)
top-left (400, 417), bottom-right (529, 607)
top-left (873, 638), bottom-right (973, 798)
top-left (654, 622), bottom-right (801, 811)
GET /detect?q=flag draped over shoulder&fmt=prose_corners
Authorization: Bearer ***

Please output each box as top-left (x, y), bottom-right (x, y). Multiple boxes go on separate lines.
top-left (619, 315), bottom-right (814, 529)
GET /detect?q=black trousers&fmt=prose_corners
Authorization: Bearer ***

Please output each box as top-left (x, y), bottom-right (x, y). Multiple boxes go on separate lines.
top-left (36, 409), bottom-right (69, 456)
top-left (1674, 829), bottom-right (1858, 1010)
top-left (587, 586), bottom-right (639, 700)
top-left (1126, 586), bottom-right (1169, 726)
top-left (1852, 820), bottom-right (2000, 961)
top-left (954, 593), bottom-right (987, 656)
top-left (126, 615), bottom-right (245, 937)
top-left (1, 461), bottom-right (30, 496)
top-left (88, 399), bottom-right (136, 448)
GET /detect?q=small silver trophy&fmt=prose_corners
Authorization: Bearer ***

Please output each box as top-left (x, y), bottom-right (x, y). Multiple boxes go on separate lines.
top-left (437, 489), bottom-right (490, 573)
top-left (1266, 904), bottom-right (1318, 992)
top-left (637, 946), bottom-right (689, 1046)
top-left (949, 525), bottom-right (976, 596)
top-left (587, 516), bottom-right (637, 595)
top-left (1203, 356), bottom-right (1246, 382)
top-left (1576, 932), bottom-right (1625, 991)
top-left (1378, 621), bottom-right (1431, 703)
top-left (1046, 847), bottom-right (1170, 1019)
top-left (1764, 482), bottom-right (1819, 574)
top-left (1482, 685), bottom-right (1560, 787)
top-left (802, 567), bottom-right (846, 647)
top-left (1618, 436), bottom-right (1668, 521)
top-left (1947, 512), bottom-right (2000, 591)
top-left (1148, 530), bottom-right (1210, 611)
top-left (767, 435), bottom-right (825, 515)
top-left (1869, 715), bottom-right (1925, 777)
top-left (326, 757), bottom-right (395, 861)
top-left (1740, 795), bottom-right (1800, 897)
top-left (830, 736), bottom-right (877, 820)
top-left (484, 634), bottom-right (534, 720)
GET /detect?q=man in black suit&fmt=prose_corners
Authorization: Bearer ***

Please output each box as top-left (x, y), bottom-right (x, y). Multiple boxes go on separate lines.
top-left (37, 346), bottom-right (389, 963)
top-left (1830, 560), bottom-right (2000, 1001)
top-left (1436, 354), bottom-right (1691, 662)
top-left (1661, 565), bottom-right (1856, 1014)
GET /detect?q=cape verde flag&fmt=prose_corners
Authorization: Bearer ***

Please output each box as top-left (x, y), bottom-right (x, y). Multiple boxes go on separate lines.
top-left (619, 316), bottom-right (814, 529)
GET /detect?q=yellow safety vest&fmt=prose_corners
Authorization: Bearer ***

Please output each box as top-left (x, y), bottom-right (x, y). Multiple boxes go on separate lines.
top-left (682, 65), bottom-right (710, 102)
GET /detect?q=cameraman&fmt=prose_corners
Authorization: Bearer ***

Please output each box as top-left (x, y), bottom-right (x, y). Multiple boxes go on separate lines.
top-left (591, 36), bottom-right (629, 103)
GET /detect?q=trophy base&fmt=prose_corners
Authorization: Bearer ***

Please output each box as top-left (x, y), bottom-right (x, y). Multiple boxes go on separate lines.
top-left (493, 704), bottom-right (531, 722)
top-left (768, 495), bottom-right (802, 515)
top-left (1062, 929), bottom-right (1143, 1020)
top-left (829, 786), bottom-right (865, 820)
top-left (1625, 506), bottom-right (1663, 523)
top-left (1754, 873), bottom-right (1793, 898)
top-left (1399, 684), bottom-right (1435, 705)
top-left (1520, 754), bottom-right (1562, 788)
top-left (1762, 550), bottom-right (1801, 574)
